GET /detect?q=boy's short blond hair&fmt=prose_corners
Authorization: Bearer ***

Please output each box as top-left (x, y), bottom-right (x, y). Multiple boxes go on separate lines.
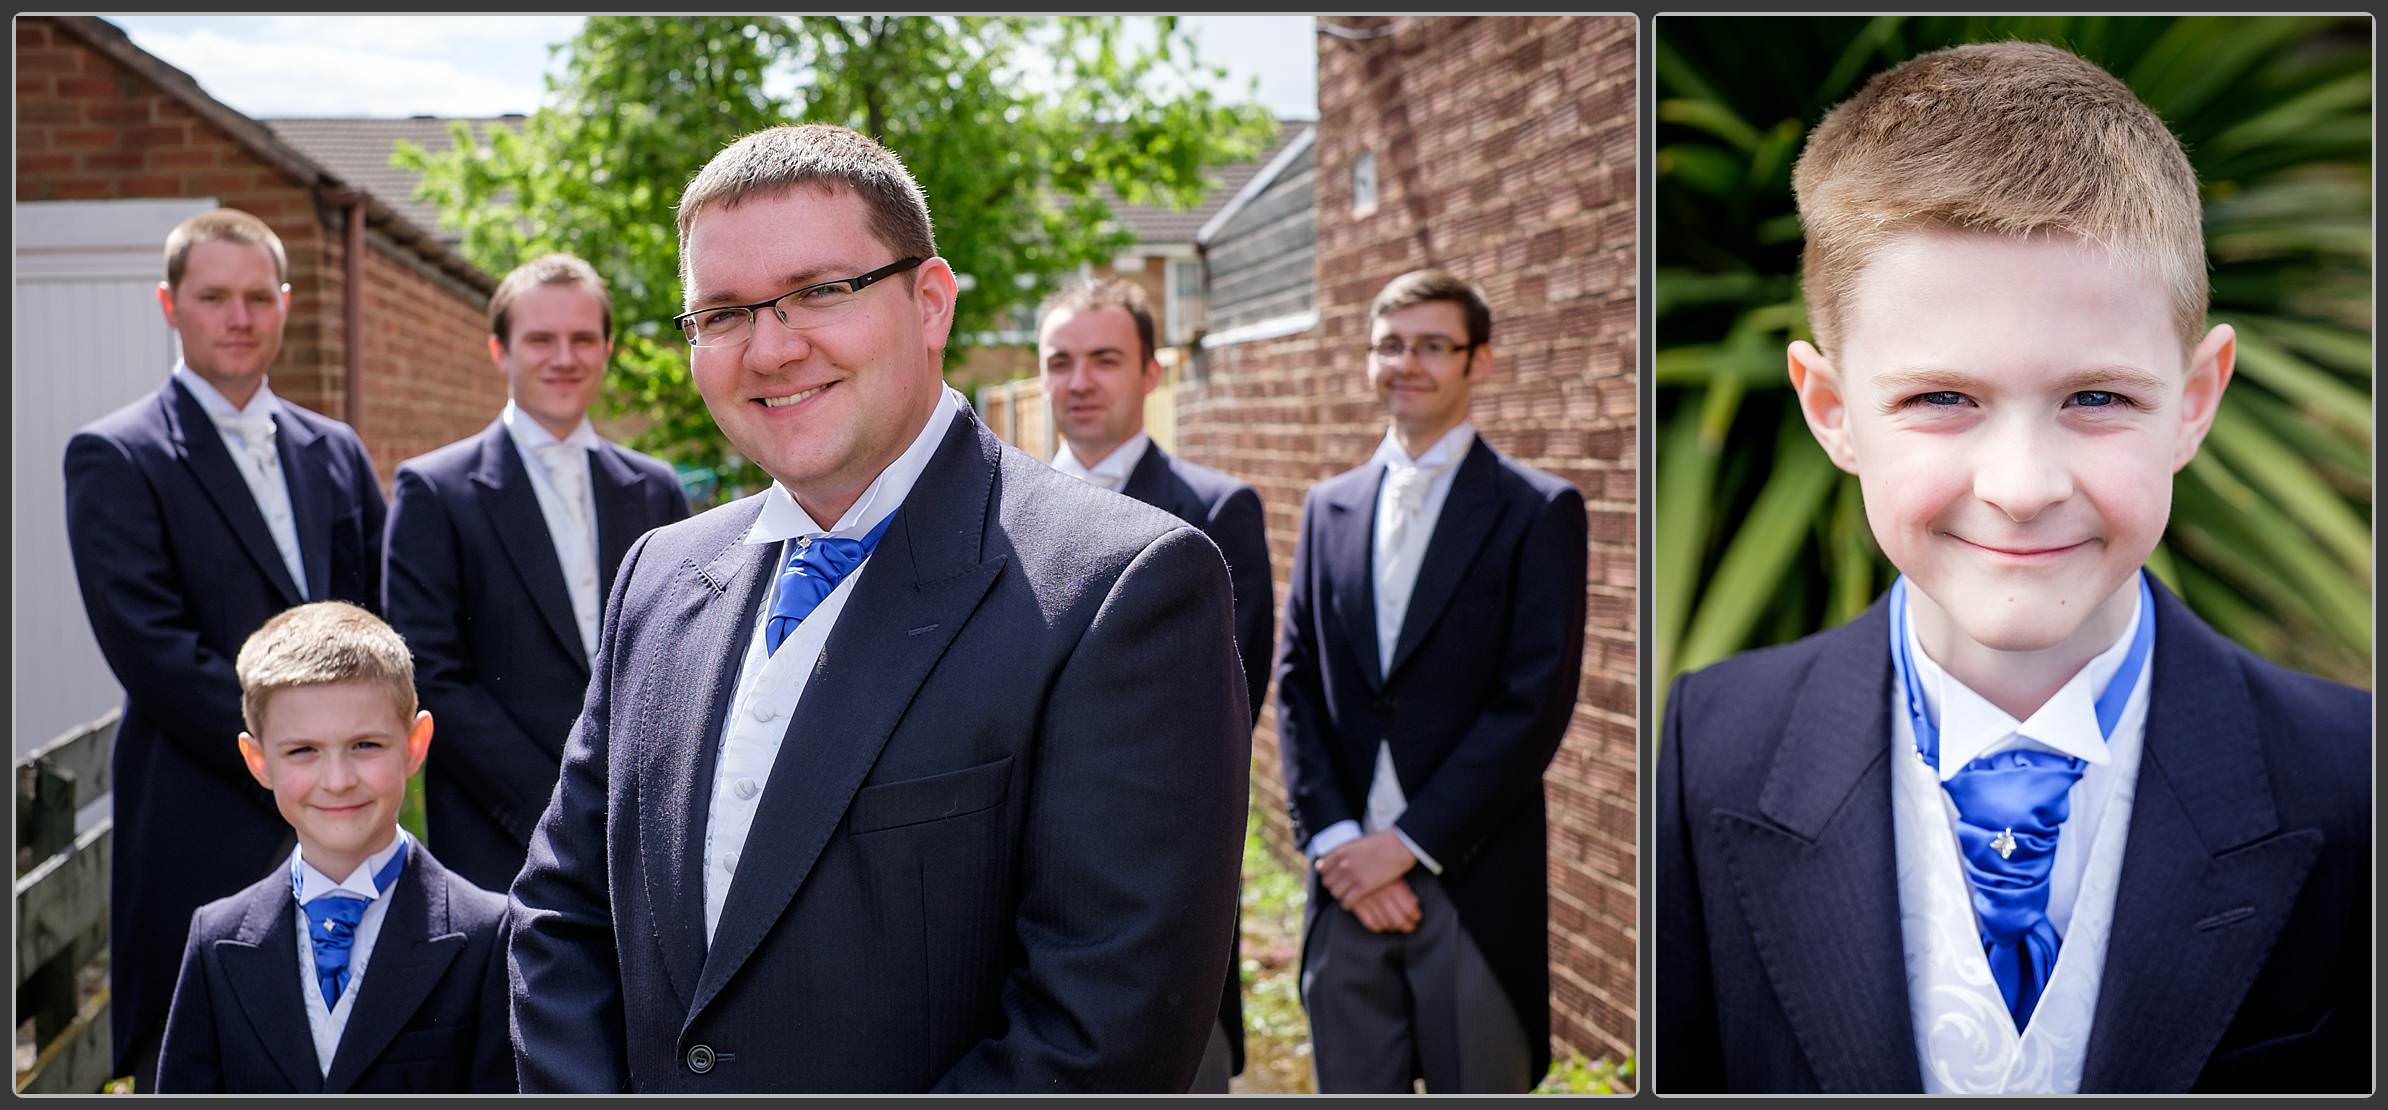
top-left (235, 602), bottom-right (417, 735)
top-left (1792, 41), bottom-right (2206, 356)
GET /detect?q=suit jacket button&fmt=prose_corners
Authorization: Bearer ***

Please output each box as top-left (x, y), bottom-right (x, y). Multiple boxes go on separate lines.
top-left (687, 1044), bottom-right (715, 1074)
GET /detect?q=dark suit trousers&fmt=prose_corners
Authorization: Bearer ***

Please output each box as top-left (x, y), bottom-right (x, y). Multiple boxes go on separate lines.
top-left (1300, 873), bottom-right (1532, 1093)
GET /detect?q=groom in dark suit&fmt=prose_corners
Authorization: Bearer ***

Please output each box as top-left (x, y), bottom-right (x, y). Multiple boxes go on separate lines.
top-left (507, 124), bottom-right (1251, 1092)
top-left (63, 208), bottom-right (388, 1087)
top-left (1036, 276), bottom-right (1274, 1090)
top-left (383, 253), bottom-right (690, 893)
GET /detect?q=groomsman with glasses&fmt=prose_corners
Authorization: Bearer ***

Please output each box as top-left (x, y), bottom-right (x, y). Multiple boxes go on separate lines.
top-left (1276, 268), bottom-right (1587, 1093)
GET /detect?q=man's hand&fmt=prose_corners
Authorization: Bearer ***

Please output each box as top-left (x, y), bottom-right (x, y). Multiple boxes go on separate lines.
top-left (1347, 879), bottom-right (1422, 934)
top-left (1317, 829), bottom-right (1418, 906)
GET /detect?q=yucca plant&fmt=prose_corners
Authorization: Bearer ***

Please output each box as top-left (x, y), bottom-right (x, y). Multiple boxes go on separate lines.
top-left (1655, 16), bottom-right (2373, 714)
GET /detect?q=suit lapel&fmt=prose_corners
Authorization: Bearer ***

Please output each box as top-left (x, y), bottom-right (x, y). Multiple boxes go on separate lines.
top-left (1385, 440), bottom-right (1505, 681)
top-left (688, 411), bottom-right (1006, 1023)
top-left (1712, 595), bottom-right (1922, 1092)
top-left (2079, 581), bottom-right (2319, 1091)
top-left (161, 380), bottom-right (304, 606)
top-left (470, 422), bottom-right (587, 666)
top-left (1118, 442), bottom-right (1187, 519)
top-left (322, 849), bottom-right (464, 1092)
top-left (635, 498), bottom-right (775, 1016)
top-left (1321, 467), bottom-right (1384, 693)
top-left (216, 878), bottom-right (324, 1092)
top-left (274, 409), bottom-right (333, 602)
top-left (592, 441), bottom-right (653, 604)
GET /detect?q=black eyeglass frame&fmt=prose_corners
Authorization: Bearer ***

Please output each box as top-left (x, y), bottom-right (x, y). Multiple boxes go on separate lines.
top-left (673, 256), bottom-right (927, 347)
top-left (1367, 336), bottom-right (1480, 361)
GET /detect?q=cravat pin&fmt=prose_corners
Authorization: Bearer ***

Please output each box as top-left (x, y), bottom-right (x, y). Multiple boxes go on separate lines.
top-left (1991, 826), bottom-right (2017, 860)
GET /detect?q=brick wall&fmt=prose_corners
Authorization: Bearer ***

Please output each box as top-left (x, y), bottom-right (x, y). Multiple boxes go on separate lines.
top-left (1174, 14), bottom-right (1640, 1070)
top-left (350, 241), bottom-right (506, 481)
top-left (15, 17), bottom-right (500, 487)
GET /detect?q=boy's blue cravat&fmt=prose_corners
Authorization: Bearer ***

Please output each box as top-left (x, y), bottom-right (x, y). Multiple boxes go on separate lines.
top-left (293, 839), bottom-right (410, 1011)
top-left (1889, 572), bottom-right (2155, 1031)
top-left (765, 513), bottom-right (896, 656)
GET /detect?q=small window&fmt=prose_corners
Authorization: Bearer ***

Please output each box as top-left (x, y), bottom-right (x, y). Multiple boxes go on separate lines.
top-left (1352, 150), bottom-right (1378, 216)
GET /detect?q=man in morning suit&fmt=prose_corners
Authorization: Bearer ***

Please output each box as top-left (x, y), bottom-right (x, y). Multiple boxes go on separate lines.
top-left (1276, 269), bottom-right (1588, 1092)
top-left (1037, 276), bottom-right (1273, 1092)
top-left (63, 208), bottom-right (388, 1088)
top-left (506, 124), bottom-right (1251, 1092)
top-left (383, 253), bottom-right (691, 893)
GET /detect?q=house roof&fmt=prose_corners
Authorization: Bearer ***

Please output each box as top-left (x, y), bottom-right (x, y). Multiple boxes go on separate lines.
top-left (264, 117), bottom-right (523, 248)
top-left (256, 108), bottom-right (1315, 253)
top-left (51, 17), bottom-right (495, 295)
top-left (1101, 120), bottom-right (1314, 245)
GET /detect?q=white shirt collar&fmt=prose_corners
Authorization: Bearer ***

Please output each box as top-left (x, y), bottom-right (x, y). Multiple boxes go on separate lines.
top-left (1904, 583), bottom-right (2144, 780)
top-left (173, 361), bottom-right (282, 424)
top-left (1370, 420), bottom-right (1474, 472)
top-left (746, 386), bottom-right (967, 545)
top-left (502, 398), bottom-right (603, 454)
top-left (290, 827), bottom-right (411, 905)
top-left (1052, 430), bottom-right (1151, 487)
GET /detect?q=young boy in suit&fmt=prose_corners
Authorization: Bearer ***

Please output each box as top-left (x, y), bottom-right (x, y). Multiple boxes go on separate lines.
top-left (155, 602), bottom-right (513, 1093)
top-left (1655, 41), bottom-right (2369, 1094)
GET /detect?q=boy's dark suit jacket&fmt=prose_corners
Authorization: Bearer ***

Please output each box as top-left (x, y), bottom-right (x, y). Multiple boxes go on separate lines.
top-left (154, 844), bottom-right (513, 1092)
top-left (1275, 437), bottom-right (1589, 1081)
top-left (383, 419), bottom-right (691, 893)
top-left (63, 377), bottom-right (386, 1078)
top-left (508, 408), bottom-right (1251, 1092)
top-left (1118, 441), bottom-right (1272, 1076)
top-left (1656, 579), bottom-right (2370, 1093)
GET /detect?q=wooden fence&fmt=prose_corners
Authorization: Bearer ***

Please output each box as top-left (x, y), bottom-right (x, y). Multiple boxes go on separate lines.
top-left (14, 710), bottom-right (116, 1094)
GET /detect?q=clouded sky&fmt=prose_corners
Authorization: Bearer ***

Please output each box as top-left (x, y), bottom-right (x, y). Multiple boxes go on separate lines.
top-left (100, 15), bottom-right (1316, 121)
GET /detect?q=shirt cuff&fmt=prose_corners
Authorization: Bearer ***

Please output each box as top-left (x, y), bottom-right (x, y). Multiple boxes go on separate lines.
top-left (1305, 820), bottom-right (1363, 861)
top-left (1393, 826), bottom-right (1443, 876)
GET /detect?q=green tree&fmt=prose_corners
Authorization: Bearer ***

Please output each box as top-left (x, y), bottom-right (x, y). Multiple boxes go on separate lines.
top-left (399, 16), bottom-right (1275, 495)
top-left (1655, 16), bottom-right (2373, 711)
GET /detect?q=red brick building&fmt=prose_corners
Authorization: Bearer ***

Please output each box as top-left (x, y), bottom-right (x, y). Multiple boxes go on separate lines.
top-left (1177, 15), bottom-right (1639, 1069)
top-left (15, 15), bottom-right (503, 484)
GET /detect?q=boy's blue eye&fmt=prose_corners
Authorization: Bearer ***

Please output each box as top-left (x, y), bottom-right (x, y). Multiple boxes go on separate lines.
top-left (2072, 390), bottom-right (2120, 408)
top-left (1916, 391), bottom-right (1968, 407)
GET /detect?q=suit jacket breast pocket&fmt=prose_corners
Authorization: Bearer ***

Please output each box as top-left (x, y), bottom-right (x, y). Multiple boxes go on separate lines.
top-left (848, 756), bottom-right (1012, 834)
top-left (384, 1024), bottom-right (470, 1064)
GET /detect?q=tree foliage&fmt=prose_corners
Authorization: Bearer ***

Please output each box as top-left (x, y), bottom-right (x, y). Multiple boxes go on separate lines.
top-left (399, 16), bottom-right (1276, 491)
top-left (1654, 16), bottom-right (2372, 707)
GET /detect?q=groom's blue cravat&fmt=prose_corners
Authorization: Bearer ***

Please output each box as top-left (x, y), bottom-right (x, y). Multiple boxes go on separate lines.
top-left (1889, 572), bottom-right (2155, 1031)
top-left (765, 512), bottom-right (896, 655)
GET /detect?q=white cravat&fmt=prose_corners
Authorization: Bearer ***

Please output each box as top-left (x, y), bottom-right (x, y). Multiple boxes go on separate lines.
top-left (175, 365), bottom-right (307, 597)
top-left (505, 403), bottom-right (605, 660)
top-left (289, 829), bottom-right (410, 1076)
top-left (1302, 421), bottom-right (1474, 876)
top-left (700, 387), bottom-right (966, 942)
top-left (1051, 431), bottom-right (1150, 493)
top-left (1891, 590), bottom-right (2152, 1092)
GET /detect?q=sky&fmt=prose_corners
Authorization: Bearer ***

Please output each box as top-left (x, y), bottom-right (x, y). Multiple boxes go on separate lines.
top-left (99, 15), bottom-right (1317, 122)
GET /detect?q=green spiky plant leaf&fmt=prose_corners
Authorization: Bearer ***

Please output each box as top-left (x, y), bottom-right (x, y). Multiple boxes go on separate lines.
top-left (1656, 16), bottom-right (2372, 717)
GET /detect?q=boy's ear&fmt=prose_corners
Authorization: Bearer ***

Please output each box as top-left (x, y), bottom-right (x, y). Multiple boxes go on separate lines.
top-left (1787, 340), bottom-right (1859, 473)
top-left (2174, 323), bottom-right (2237, 472)
top-left (236, 732), bottom-right (272, 791)
top-left (403, 710), bottom-right (434, 777)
